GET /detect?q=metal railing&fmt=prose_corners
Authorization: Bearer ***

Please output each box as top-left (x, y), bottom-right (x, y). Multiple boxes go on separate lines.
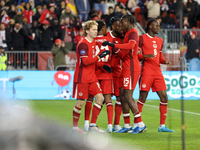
top-left (5, 51), bottom-right (38, 70)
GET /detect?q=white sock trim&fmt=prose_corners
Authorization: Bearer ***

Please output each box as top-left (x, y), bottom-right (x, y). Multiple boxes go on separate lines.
top-left (160, 101), bottom-right (168, 105)
top-left (73, 107), bottom-right (81, 113)
top-left (115, 101), bottom-right (121, 105)
top-left (123, 113), bottom-right (130, 117)
top-left (94, 103), bottom-right (101, 109)
top-left (138, 100), bottom-right (144, 105)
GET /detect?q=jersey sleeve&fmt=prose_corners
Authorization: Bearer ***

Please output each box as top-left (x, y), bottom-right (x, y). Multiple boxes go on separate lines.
top-left (114, 31), bottom-right (138, 50)
top-left (159, 41), bottom-right (166, 64)
top-left (78, 43), bottom-right (98, 66)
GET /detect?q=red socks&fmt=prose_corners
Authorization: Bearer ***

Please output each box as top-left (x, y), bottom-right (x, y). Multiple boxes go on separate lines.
top-left (123, 112), bottom-right (130, 124)
top-left (106, 102), bottom-right (113, 125)
top-left (137, 99), bottom-right (145, 113)
top-left (85, 100), bottom-right (93, 121)
top-left (90, 103), bottom-right (101, 124)
top-left (73, 106), bottom-right (81, 127)
top-left (134, 112), bottom-right (142, 124)
top-left (114, 100), bottom-right (122, 125)
top-left (160, 101), bottom-right (167, 125)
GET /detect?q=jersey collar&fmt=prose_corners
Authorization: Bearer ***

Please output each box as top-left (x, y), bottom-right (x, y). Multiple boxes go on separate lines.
top-left (109, 31), bottom-right (116, 38)
top-left (85, 37), bottom-right (93, 43)
top-left (146, 33), bottom-right (154, 38)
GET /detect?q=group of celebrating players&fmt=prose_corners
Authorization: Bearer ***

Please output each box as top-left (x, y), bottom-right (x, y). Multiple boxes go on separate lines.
top-left (72, 14), bottom-right (175, 134)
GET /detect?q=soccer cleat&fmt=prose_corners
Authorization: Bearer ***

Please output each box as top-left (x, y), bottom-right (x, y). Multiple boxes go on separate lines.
top-left (114, 127), bottom-right (132, 133)
top-left (129, 125), bottom-right (147, 134)
top-left (112, 125), bottom-right (122, 132)
top-left (158, 126), bottom-right (175, 132)
top-left (89, 125), bottom-right (105, 133)
top-left (106, 126), bottom-right (112, 133)
top-left (83, 126), bottom-right (89, 132)
top-left (73, 128), bottom-right (84, 133)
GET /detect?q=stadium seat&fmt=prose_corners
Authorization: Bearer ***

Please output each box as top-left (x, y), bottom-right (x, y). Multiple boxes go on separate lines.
top-left (189, 58), bottom-right (200, 71)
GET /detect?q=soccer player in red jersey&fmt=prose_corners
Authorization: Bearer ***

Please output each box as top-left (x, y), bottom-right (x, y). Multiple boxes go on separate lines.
top-left (72, 20), bottom-right (110, 133)
top-left (84, 20), bottom-right (114, 133)
top-left (137, 19), bottom-right (175, 132)
top-left (107, 17), bottom-right (123, 132)
top-left (103, 15), bottom-right (147, 134)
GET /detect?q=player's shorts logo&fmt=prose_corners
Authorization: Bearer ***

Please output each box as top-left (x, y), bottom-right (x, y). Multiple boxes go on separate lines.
top-left (80, 50), bottom-right (85, 55)
top-left (142, 84), bottom-right (146, 88)
top-left (79, 92), bottom-right (83, 96)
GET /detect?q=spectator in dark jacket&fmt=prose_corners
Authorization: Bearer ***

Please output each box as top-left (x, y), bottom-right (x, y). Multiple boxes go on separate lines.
top-left (7, 4), bottom-right (16, 18)
top-left (52, 17), bottom-right (62, 42)
top-left (33, 5), bottom-right (43, 23)
top-left (183, 31), bottom-right (200, 61)
top-left (40, 20), bottom-right (54, 51)
top-left (11, 23), bottom-right (27, 68)
top-left (13, 8), bottom-right (23, 23)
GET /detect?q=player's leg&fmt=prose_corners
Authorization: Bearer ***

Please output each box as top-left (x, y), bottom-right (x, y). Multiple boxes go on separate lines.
top-left (89, 81), bottom-right (105, 133)
top-left (114, 87), bottom-right (132, 133)
top-left (104, 94), bottom-right (113, 133)
top-left (84, 95), bottom-right (94, 131)
top-left (157, 90), bottom-right (174, 132)
top-left (153, 75), bottom-right (175, 132)
top-left (137, 91), bottom-right (148, 113)
top-left (113, 76), bottom-right (122, 131)
top-left (72, 82), bottom-right (89, 132)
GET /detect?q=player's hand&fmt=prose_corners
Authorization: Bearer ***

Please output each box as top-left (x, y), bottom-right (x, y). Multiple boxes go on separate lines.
top-left (143, 54), bottom-right (155, 59)
top-left (98, 50), bottom-right (110, 58)
top-left (102, 41), bottom-right (115, 48)
top-left (103, 65), bottom-right (112, 73)
top-left (165, 60), bottom-right (172, 67)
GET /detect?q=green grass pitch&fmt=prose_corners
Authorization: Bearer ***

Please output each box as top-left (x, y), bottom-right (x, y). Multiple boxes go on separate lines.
top-left (28, 100), bottom-right (200, 150)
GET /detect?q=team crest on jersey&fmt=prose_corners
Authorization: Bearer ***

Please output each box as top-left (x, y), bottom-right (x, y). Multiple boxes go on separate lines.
top-left (153, 41), bottom-right (156, 43)
top-left (79, 92), bottom-right (83, 96)
top-left (142, 84), bottom-right (146, 88)
top-left (153, 44), bottom-right (157, 48)
top-left (80, 50), bottom-right (85, 55)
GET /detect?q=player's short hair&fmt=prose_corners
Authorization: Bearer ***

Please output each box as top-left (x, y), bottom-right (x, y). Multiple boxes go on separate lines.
top-left (121, 15), bottom-right (135, 25)
top-left (110, 16), bottom-right (120, 25)
top-left (83, 20), bottom-right (98, 36)
top-left (95, 20), bottom-right (106, 32)
top-left (145, 19), bottom-right (157, 32)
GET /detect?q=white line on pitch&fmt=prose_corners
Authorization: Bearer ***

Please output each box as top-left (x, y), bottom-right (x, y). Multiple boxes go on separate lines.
top-left (145, 104), bottom-right (200, 116)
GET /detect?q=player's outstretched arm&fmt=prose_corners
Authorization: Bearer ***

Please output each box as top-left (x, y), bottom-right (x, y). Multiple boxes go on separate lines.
top-left (102, 40), bottom-right (136, 50)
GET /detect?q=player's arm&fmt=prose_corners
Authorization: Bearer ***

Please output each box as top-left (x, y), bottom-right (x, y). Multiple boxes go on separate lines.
top-left (102, 31), bottom-right (138, 50)
top-left (159, 42), bottom-right (171, 66)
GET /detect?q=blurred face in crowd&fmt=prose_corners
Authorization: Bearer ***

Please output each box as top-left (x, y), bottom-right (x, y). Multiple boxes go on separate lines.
top-left (121, 8), bottom-right (127, 15)
top-left (23, 17), bottom-right (28, 23)
top-left (43, 4), bottom-right (47, 10)
top-left (33, 20), bottom-right (38, 27)
top-left (191, 34), bottom-right (195, 40)
top-left (112, 20), bottom-right (123, 35)
top-left (29, 0), bottom-right (34, 6)
top-left (65, 17), bottom-right (70, 24)
top-left (115, 5), bottom-right (121, 12)
top-left (65, 6), bottom-right (70, 13)
top-left (79, 30), bottom-right (83, 36)
top-left (17, 10), bottom-right (22, 15)
top-left (0, 23), bottom-right (5, 30)
top-left (25, 2), bottom-right (30, 10)
top-left (10, 19), bottom-right (15, 25)
top-left (49, 6), bottom-right (55, 12)
top-left (21, 1), bottom-right (25, 6)
top-left (43, 23), bottom-right (49, 29)
top-left (37, 7), bottom-right (42, 14)
top-left (61, 1), bottom-right (66, 8)
top-left (15, 23), bottom-right (20, 29)
top-left (109, 8), bottom-right (114, 14)
top-left (11, 5), bottom-right (16, 11)
top-left (1, 0), bottom-right (5, 7)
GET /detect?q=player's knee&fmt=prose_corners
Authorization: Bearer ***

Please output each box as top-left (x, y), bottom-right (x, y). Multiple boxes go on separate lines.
top-left (94, 93), bottom-right (104, 104)
top-left (76, 100), bottom-right (85, 108)
top-left (161, 94), bottom-right (168, 102)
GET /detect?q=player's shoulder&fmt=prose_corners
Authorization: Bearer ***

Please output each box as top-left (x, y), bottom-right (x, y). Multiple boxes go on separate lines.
top-left (155, 35), bottom-right (163, 42)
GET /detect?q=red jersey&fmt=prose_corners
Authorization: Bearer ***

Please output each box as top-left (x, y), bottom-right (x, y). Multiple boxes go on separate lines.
top-left (139, 34), bottom-right (166, 75)
top-left (23, 10), bottom-right (34, 24)
top-left (73, 37), bottom-right (98, 83)
top-left (115, 28), bottom-right (140, 72)
top-left (94, 35), bottom-right (113, 80)
top-left (107, 31), bottom-right (122, 77)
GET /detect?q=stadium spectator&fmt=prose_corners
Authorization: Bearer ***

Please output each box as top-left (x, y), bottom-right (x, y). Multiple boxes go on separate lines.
top-left (160, 0), bottom-right (170, 26)
top-left (0, 9), bottom-right (10, 27)
top-left (52, 17), bottom-right (62, 41)
top-left (183, 31), bottom-right (200, 62)
top-left (17, 0), bottom-right (26, 10)
top-left (59, 6), bottom-right (74, 22)
top-left (137, 19), bottom-right (174, 132)
top-left (67, 0), bottom-right (77, 16)
top-left (23, 2), bottom-right (34, 24)
top-left (75, 0), bottom-right (90, 22)
top-left (102, 15), bottom-right (147, 134)
top-left (147, 0), bottom-right (160, 19)
top-left (127, 0), bottom-right (139, 13)
top-left (72, 20), bottom-right (110, 132)
top-left (0, 46), bottom-right (7, 70)
top-left (51, 38), bottom-right (68, 70)
top-left (60, 17), bottom-right (73, 51)
top-left (48, 3), bottom-right (59, 21)
top-left (87, 9), bottom-right (100, 20)
top-left (59, 0), bottom-right (66, 15)
top-left (7, 4), bottom-right (16, 19)
top-left (40, 20), bottom-right (54, 51)
top-left (33, 5), bottom-right (42, 22)
top-left (117, 0), bottom-right (128, 6)
top-left (114, 4), bottom-right (123, 18)
top-left (169, 0), bottom-right (177, 15)
top-left (13, 9), bottom-right (23, 23)
top-left (183, 0), bottom-right (199, 28)
top-left (11, 23), bottom-right (27, 68)
top-left (93, 0), bottom-right (106, 14)
top-left (0, 0), bottom-right (6, 10)
top-left (73, 28), bottom-right (84, 46)
top-left (29, 0), bottom-right (35, 9)
top-left (121, 7), bottom-right (128, 15)
top-left (101, 6), bottom-right (116, 29)
top-left (5, 19), bottom-right (14, 51)
top-left (0, 23), bottom-right (8, 51)
top-left (18, 0), bottom-right (28, 5)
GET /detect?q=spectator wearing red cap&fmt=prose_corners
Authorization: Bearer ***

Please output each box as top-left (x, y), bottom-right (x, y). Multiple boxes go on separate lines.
top-left (40, 20), bottom-right (54, 51)
top-left (183, 31), bottom-right (200, 62)
top-left (51, 39), bottom-right (68, 70)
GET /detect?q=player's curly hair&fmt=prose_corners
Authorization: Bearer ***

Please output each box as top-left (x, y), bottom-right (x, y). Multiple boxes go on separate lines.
top-left (110, 16), bottom-right (120, 25)
top-left (145, 19), bottom-right (157, 33)
top-left (83, 20), bottom-right (98, 36)
top-left (96, 20), bottom-right (106, 32)
top-left (121, 15), bottom-right (135, 25)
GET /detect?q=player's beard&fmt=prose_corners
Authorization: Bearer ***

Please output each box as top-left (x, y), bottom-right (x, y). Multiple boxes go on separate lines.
top-left (115, 30), bottom-right (122, 36)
